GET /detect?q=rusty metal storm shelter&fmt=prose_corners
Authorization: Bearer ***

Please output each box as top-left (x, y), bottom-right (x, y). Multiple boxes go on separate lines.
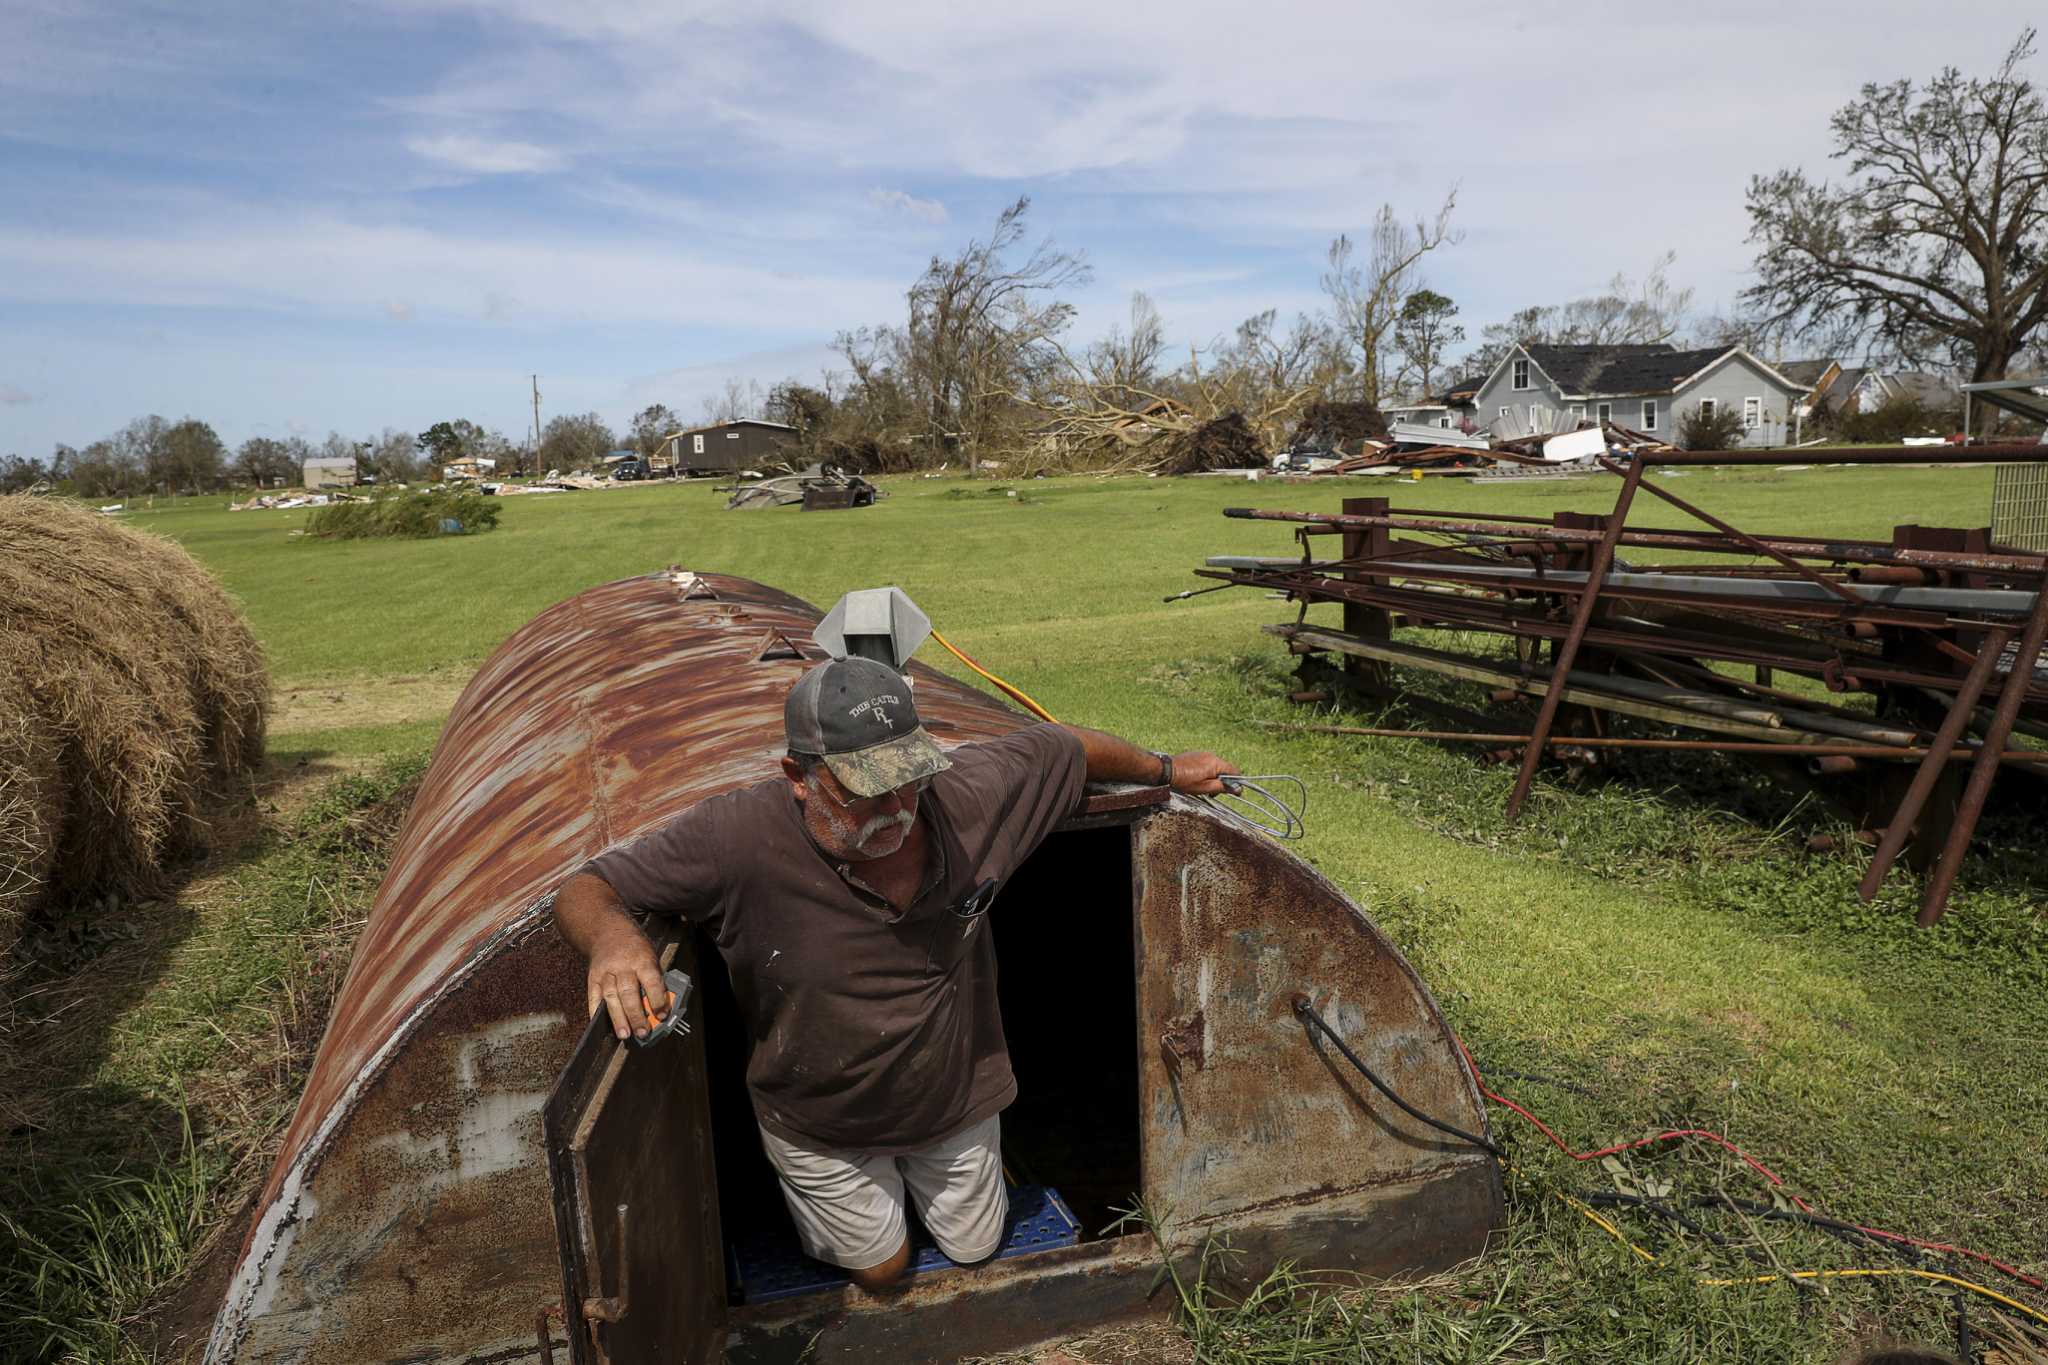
top-left (205, 570), bottom-right (1499, 1364)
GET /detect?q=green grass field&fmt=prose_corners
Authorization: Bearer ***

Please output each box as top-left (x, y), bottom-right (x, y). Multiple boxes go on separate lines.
top-left (9, 465), bottom-right (2047, 1363)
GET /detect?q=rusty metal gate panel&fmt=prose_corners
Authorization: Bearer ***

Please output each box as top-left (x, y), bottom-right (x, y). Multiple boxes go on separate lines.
top-left (1133, 805), bottom-right (1499, 1256)
top-left (546, 936), bottom-right (725, 1365)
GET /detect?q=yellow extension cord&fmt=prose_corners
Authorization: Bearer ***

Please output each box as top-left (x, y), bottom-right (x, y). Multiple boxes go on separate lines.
top-left (929, 628), bottom-right (1057, 722)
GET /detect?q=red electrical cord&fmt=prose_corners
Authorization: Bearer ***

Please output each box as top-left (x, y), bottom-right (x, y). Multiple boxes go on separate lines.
top-left (1454, 1037), bottom-right (2047, 1293)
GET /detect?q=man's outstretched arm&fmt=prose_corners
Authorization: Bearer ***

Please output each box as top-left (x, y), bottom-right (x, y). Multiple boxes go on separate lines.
top-left (555, 872), bottom-right (670, 1041)
top-left (1057, 725), bottom-right (1237, 795)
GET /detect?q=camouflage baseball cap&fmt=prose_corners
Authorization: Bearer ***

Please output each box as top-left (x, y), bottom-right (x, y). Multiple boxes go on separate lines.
top-left (784, 656), bottom-right (952, 798)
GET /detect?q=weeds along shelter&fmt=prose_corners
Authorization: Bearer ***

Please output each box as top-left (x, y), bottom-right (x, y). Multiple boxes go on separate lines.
top-left (205, 571), bottom-right (1500, 1365)
top-left (0, 495), bottom-right (267, 933)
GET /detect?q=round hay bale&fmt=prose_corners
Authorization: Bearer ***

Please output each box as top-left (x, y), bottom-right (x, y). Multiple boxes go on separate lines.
top-left (0, 687), bottom-right (62, 959)
top-left (0, 496), bottom-right (268, 916)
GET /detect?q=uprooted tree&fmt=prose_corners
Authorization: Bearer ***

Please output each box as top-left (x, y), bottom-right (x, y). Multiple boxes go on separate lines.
top-left (1744, 29), bottom-right (2048, 383)
top-left (1015, 303), bottom-right (1340, 472)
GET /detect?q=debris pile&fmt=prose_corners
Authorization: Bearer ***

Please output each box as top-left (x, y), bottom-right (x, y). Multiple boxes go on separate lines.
top-left (728, 464), bottom-right (882, 510)
top-left (230, 491), bottom-right (366, 511)
top-left (1287, 400), bottom-right (1391, 453)
top-left (1186, 442), bottom-right (2048, 925)
top-left (1159, 413), bottom-right (1266, 475)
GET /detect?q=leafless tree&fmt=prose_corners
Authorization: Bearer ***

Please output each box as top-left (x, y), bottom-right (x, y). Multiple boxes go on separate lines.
top-left (1082, 292), bottom-right (1169, 407)
top-left (1466, 254), bottom-right (1698, 377)
top-left (1745, 29), bottom-right (2048, 382)
top-left (898, 196), bottom-right (1090, 471)
top-left (700, 378), bottom-right (763, 424)
top-left (1321, 190), bottom-right (1461, 406)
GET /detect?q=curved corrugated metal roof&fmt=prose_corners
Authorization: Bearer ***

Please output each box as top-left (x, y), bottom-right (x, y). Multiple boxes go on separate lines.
top-left (248, 569), bottom-right (1026, 1244)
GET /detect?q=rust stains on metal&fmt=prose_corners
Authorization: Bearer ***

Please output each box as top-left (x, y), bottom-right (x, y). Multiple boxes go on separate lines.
top-left (210, 572), bottom-right (1027, 1362)
top-left (1132, 807), bottom-right (1498, 1252)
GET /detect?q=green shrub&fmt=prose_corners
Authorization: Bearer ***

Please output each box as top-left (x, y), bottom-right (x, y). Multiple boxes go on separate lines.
top-left (1839, 394), bottom-right (1957, 443)
top-left (1675, 402), bottom-right (1748, 451)
top-left (302, 489), bottom-right (501, 540)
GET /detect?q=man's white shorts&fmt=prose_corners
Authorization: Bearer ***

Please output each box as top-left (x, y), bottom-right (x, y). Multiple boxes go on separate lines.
top-left (758, 1114), bottom-right (1007, 1271)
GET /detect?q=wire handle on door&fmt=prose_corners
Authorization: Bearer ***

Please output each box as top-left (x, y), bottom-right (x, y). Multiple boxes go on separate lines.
top-left (1205, 775), bottom-right (1307, 841)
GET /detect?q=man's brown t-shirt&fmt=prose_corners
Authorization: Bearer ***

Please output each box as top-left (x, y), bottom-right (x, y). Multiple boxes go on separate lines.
top-left (581, 723), bottom-right (1086, 1155)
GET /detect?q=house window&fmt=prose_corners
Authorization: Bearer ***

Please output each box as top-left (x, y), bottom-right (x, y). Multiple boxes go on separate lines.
top-left (1699, 398), bottom-right (1718, 420)
top-left (1743, 396), bottom-right (1762, 429)
top-left (1498, 406), bottom-right (1511, 421)
top-left (1641, 400), bottom-right (1658, 430)
top-left (1438, 416), bottom-right (1452, 429)
top-left (1570, 404), bottom-right (1586, 426)
top-left (1597, 402), bottom-right (1612, 423)
top-left (1512, 359), bottom-right (1531, 390)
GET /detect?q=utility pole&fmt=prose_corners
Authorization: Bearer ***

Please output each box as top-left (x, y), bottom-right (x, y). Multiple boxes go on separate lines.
top-left (530, 374), bottom-right (543, 473)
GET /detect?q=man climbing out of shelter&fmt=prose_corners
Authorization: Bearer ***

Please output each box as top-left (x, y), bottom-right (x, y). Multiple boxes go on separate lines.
top-left (553, 654), bottom-right (1236, 1291)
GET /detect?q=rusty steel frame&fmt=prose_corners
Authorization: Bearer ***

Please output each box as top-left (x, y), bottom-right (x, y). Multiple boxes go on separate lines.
top-left (1918, 586), bottom-right (2048, 924)
top-left (1857, 629), bottom-right (2011, 903)
top-left (1207, 448), bottom-right (2048, 925)
top-left (1219, 567), bottom-right (2044, 699)
top-left (1506, 458), bottom-right (1642, 819)
top-left (1228, 507), bottom-right (2048, 578)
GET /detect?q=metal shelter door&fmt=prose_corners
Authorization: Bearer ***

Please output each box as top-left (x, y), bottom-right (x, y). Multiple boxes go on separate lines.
top-left (544, 937), bottom-right (726, 1364)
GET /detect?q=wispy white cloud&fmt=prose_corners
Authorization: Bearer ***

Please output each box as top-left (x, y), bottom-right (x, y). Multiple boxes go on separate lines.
top-left (867, 188), bottom-right (947, 225)
top-left (0, 383), bottom-right (33, 405)
top-left (383, 299), bottom-right (416, 322)
top-left (0, 211), bottom-right (903, 330)
top-left (404, 131), bottom-right (564, 174)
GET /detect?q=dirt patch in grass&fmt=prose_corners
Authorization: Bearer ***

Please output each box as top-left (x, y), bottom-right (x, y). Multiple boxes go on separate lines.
top-left (271, 670), bottom-right (468, 736)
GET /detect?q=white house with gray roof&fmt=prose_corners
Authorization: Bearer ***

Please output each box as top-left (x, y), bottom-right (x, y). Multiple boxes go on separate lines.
top-left (1468, 343), bottom-right (1809, 446)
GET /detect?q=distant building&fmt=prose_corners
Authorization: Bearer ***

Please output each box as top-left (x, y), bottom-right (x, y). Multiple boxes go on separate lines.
top-left (1384, 378), bottom-right (1486, 432)
top-left (664, 419), bottom-right (799, 473)
top-left (1469, 343), bottom-right (1807, 444)
top-left (302, 457), bottom-right (356, 490)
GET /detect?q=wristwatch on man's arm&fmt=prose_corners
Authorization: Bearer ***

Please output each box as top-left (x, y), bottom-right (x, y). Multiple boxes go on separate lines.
top-left (1151, 750), bottom-right (1174, 789)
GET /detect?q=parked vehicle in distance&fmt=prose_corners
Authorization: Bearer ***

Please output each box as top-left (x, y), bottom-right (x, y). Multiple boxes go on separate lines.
top-left (611, 458), bottom-right (651, 481)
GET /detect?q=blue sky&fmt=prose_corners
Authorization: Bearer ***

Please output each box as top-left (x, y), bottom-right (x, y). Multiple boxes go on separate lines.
top-left (1, 0), bottom-right (2039, 456)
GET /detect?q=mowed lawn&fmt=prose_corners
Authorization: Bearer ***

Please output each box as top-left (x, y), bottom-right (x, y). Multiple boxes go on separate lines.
top-left (112, 464), bottom-right (2048, 1360)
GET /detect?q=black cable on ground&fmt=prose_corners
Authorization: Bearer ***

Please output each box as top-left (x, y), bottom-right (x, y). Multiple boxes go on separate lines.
top-left (1577, 1189), bottom-right (1811, 1285)
top-left (1292, 997), bottom-right (1505, 1158)
top-left (1576, 1190), bottom-right (1740, 1250)
top-left (1953, 1254), bottom-right (1975, 1365)
top-left (1580, 1188), bottom-right (1930, 1267)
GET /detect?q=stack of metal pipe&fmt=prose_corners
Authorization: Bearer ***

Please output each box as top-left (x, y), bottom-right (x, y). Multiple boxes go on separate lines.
top-left (1191, 444), bottom-right (2048, 925)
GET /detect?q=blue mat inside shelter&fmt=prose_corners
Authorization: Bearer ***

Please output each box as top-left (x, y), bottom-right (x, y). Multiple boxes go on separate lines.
top-left (728, 1184), bottom-right (1080, 1304)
